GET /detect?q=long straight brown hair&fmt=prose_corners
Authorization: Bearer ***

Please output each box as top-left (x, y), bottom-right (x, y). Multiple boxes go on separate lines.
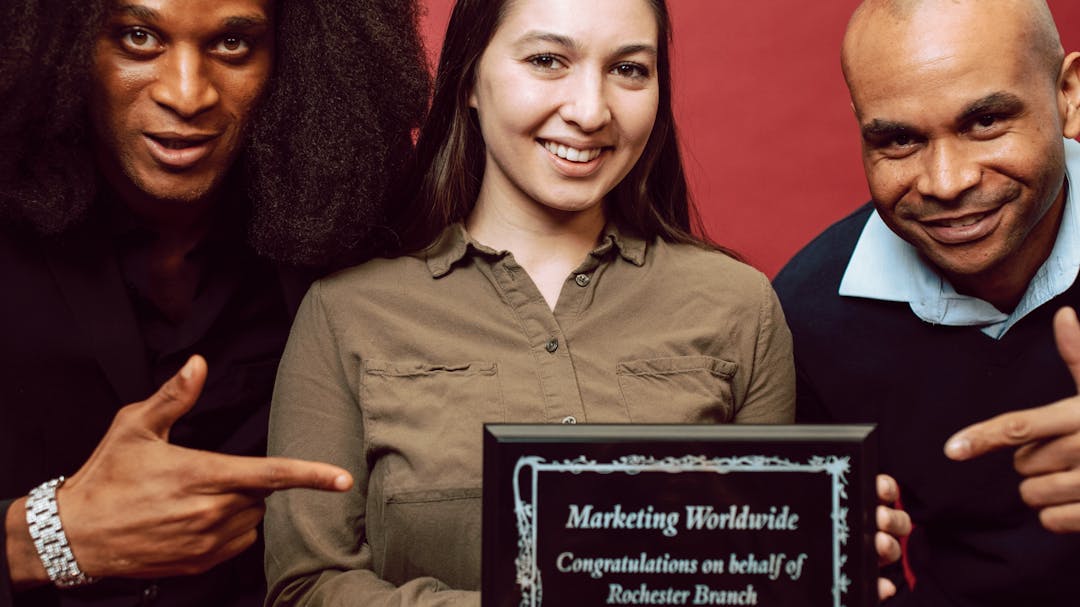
top-left (391, 0), bottom-right (728, 256)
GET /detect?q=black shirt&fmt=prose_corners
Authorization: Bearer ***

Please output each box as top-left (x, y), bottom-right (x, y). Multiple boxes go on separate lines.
top-left (774, 204), bottom-right (1080, 607)
top-left (0, 198), bottom-right (302, 607)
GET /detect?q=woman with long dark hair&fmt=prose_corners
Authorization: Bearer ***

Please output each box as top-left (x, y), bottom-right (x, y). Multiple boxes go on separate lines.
top-left (264, 0), bottom-right (795, 603)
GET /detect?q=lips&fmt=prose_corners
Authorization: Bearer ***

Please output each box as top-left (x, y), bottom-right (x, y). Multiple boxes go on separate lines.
top-left (543, 140), bottom-right (602, 163)
top-left (920, 207), bottom-right (1003, 245)
top-left (143, 132), bottom-right (219, 170)
top-left (539, 139), bottom-right (610, 179)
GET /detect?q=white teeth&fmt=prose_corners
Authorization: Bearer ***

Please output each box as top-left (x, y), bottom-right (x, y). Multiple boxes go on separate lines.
top-left (544, 141), bottom-right (601, 163)
top-left (937, 212), bottom-right (987, 228)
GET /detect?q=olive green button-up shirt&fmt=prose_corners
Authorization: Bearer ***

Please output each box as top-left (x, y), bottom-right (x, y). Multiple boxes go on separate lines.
top-left (265, 225), bottom-right (794, 606)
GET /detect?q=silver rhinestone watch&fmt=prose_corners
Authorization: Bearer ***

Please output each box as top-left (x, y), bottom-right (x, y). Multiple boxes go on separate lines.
top-left (25, 477), bottom-right (98, 588)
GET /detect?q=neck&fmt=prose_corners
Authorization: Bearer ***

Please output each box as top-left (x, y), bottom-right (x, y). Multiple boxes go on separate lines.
top-left (97, 155), bottom-right (223, 248)
top-left (106, 178), bottom-right (222, 256)
top-left (109, 184), bottom-right (224, 325)
top-left (466, 188), bottom-right (606, 309)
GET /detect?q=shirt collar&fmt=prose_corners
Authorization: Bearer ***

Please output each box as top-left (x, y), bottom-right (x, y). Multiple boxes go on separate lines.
top-left (838, 137), bottom-right (1080, 339)
top-left (424, 222), bottom-right (647, 278)
top-left (597, 224), bottom-right (648, 266)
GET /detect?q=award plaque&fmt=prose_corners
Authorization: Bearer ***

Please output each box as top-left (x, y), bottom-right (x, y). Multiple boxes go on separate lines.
top-left (482, 424), bottom-right (877, 607)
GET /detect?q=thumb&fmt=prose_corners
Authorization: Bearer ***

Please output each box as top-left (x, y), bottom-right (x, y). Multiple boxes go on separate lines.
top-left (1054, 307), bottom-right (1080, 392)
top-left (140, 355), bottom-right (208, 439)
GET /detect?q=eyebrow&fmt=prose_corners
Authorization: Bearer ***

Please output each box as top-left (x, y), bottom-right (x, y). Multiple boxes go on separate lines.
top-left (108, 4), bottom-right (269, 29)
top-left (111, 4), bottom-right (159, 22)
top-left (957, 92), bottom-right (1025, 124)
top-left (615, 43), bottom-right (658, 58)
top-left (517, 31), bottom-right (579, 53)
top-left (860, 91), bottom-right (1028, 143)
top-left (222, 15), bottom-right (271, 29)
top-left (515, 30), bottom-right (657, 57)
top-left (860, 119), bottom-right (916, 143)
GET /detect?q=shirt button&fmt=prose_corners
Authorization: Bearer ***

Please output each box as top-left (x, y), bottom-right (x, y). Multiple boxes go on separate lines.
top-left (545, 338), bottom-right (559, 353)
top-left (562, 416), bottom-right (577, 424)
top-left (141, 583), bottom-right (159, 604)
top-left (575, 273), bottom-right (591, 287)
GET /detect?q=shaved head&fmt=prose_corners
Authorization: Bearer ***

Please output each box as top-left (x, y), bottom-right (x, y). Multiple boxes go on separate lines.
top-left (842, 0), bottom-right (1065, 91)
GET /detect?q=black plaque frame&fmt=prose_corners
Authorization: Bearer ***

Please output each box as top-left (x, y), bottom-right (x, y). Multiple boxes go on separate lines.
top-left (482, 424), bottom-right (877, 607)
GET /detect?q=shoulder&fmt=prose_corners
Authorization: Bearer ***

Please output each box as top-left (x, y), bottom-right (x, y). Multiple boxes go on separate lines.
top-left (651, 238), bottom-right (771, 293)
top-left (300, 254), bottom-right (434, 316)
top-left (0, 220), bottom-right (84, 276)
top-left (0, 220), bottom-right (41, 254)
top-left (647, 239), bottom-right (780, 323)
top-left (773, 203), bottom-right (874, 302)
top-left (316, 251), bottom-right (430, 287)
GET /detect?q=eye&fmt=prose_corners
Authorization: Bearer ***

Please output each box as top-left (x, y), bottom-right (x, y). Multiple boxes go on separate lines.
top-left (865, 129), bottom-right (923, 159)
top-left (969, 113), bottom-right (1006, 137)
top-left (880, 135), bottom-right (921, 159)
top-left (611, 62), bottom-right (649, 80)
top-left (213, 35), bottom-right (252, 58)
top-left (119, 28), bottom-right (163, 55)
top-left (891, 133), bottom-right (913, 148)
top-left (527, 54), bottom-right (565, 71)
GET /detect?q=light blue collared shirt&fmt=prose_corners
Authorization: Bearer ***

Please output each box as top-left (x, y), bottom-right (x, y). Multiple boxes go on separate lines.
top-left (838, 138), bottom-right (1080, 339)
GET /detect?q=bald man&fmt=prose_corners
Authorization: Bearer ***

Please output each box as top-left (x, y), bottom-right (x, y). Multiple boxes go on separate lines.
top-left (774, 0), bottom-right (1080, 604)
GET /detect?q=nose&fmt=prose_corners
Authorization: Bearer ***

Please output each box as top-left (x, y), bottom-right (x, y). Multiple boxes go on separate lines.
top-left (149, 45), bottom-right (219, 119)
top-left (558, 68), bottom-right (612, 133)
top-left (915, 139), bottom-right (981, 202)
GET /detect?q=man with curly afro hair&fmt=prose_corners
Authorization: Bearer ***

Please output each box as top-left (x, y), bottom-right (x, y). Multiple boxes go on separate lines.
top-left (0, 1), bottom-right (430, 605)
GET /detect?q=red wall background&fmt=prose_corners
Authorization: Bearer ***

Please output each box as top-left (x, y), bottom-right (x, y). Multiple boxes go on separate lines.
top-left (419, 1), bottom-right (1080, 277)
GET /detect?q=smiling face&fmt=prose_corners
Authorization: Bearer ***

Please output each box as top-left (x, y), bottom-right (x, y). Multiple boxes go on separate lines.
top-left (467, 0), bottom-right (660, 223)
top-left (844, 0), bottom-right (1080, 305)
top-left (89, 0), bottom-right (274, 209)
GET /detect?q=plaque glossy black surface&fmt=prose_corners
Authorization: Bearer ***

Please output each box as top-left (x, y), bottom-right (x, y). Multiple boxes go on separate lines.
top-left (482, 424), bottom-right (877, 607)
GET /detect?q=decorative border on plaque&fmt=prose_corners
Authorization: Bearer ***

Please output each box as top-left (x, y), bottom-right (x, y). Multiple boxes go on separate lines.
top-left (511, 454), bottom-right (852, 607)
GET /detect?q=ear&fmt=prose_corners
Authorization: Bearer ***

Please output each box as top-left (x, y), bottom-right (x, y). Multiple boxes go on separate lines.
top-left (1059, 51), bottom-right (1080, 139)
top-left (468, 67), bottom-right (480, 110)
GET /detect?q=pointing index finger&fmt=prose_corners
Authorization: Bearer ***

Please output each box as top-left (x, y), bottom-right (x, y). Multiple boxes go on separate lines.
top-left (944, 398), bottom-right (1080, 460)
top-left (946, 308), bottom-right (1080, 461)
top-left (200, 453), bottom-right (353, 493)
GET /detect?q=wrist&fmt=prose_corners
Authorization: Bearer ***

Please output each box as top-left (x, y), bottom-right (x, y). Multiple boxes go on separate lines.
top-left (25, 478), bottom-right (97, 588)
top-left (5, 497), bottom-right (49, 590)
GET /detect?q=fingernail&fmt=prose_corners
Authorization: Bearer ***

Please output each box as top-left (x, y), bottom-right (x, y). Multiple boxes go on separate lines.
top-left (180, 358), bottom-right (195, 380)
top-left (945, 437), bottom-right (970, 459)
top-left (877, 476), bottom-right (893, 496)
top-left (334, 474), bottom-right (351, 491)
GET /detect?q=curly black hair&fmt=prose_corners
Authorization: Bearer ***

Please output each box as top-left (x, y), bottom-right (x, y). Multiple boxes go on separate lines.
top-left (0, 0), bottom-right (430, 268)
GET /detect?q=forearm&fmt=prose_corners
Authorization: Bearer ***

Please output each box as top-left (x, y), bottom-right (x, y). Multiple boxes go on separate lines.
top-left (4, 497), bottom-right (48, 591)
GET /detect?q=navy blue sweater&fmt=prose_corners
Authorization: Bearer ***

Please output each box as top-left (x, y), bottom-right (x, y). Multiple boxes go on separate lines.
top-left (775, 204), bottom-right (1080, 606)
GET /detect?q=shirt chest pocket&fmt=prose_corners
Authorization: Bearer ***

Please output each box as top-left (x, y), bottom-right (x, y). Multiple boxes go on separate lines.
top-left (617, 355), bottom-right (737, 423)
top-left (360, 360), bottom-right (505, 493)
